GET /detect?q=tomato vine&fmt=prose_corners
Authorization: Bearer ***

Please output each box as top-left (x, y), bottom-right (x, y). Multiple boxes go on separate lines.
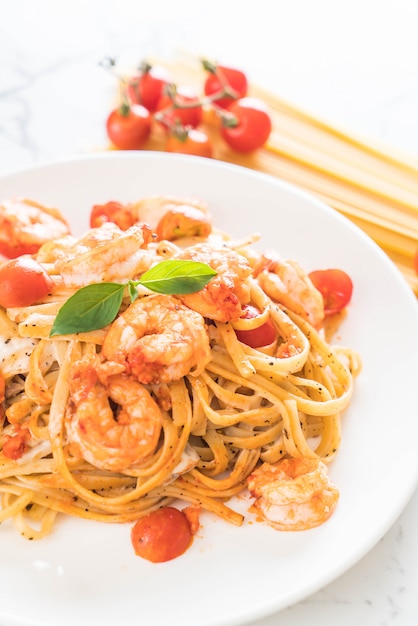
top-left (101, 56), bottom-right (273, 157)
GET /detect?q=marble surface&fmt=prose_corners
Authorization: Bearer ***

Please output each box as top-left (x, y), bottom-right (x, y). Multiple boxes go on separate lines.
top-left (1, 1), bottom-right (418, 624)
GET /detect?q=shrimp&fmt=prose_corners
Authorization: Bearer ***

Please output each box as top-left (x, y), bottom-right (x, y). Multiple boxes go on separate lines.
top-left (174, 242), bottom-right (252, 322)
top-left (102, 294), bottom-right (211, 385)
top-left (130, 195), bottom-right (210, 231)
top-left (35, 234), bottom-right (78, 264)
top-left (66, 356), bottom-right (162, 472)
top-left (0, 198), bottom-right (70, 259)
top-left (254, 251), bottom-right (324, 327)
top-left (53, 222), bottom-right (154, 288)
top-left (247, 457), bottom-right (339, 531)
top-left (156, 204), bottom-right (212, 241)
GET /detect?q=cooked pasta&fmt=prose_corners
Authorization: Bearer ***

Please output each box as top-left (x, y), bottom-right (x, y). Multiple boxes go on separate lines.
top-left (0, 194), bottom-right (360, 541)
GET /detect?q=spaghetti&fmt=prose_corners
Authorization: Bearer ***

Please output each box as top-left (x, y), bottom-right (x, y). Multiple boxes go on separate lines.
top-left (0, 194), bottom-right (360, 541)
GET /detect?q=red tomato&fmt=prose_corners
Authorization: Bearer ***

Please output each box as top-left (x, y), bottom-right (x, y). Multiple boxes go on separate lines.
top-left (127, 64), bottom-right (171, 112)
top-left (235, 304), bottom-right (277, 348)
top-left (0, 241), bottom-right (39, 258)
top-left (0, 256), bottom-right (54, 308)
top-left (221, 98), bottom-right (272, 153)
top-left (156, 85), bottom-right (203, 130)
top-left (308, 269), bottom-right (353, 315)
top-left (106, 103), bottom-right (151, 150)
top-left (203, 62), bottom-right (248, 109)
top-left (90, 201), bottom-right (134, 230)
top-left (131, 507), bottom-right (192, 563)
top-left (165, 128), bottom-right (213, 158)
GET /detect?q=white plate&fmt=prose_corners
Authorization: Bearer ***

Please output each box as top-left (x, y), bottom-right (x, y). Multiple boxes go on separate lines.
top-left (0, 152), bottom-right (417, 626)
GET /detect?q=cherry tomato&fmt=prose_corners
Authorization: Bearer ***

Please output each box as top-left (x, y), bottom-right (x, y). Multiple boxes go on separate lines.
top-left (235, 304), bottom-right (277, 348)
top-left (90, 201), bottom-right (134, 230)
top-left (0, 241), bottom-right (39, 258)
top-left (308, 269), bottom-right (353, 315)
top-left (0, 256), bottom-right (54, 308)
top-left (106, 103), bottom-right (151, 150)
top-left (221, 97), bottom-right (272, 153)
top-left (165, 128), bottom-right (213, 158)
top-left (131, 507), bottom-right (192, 563)
top-left (156, 85), bottom-right (203, 130)
top-left (127, 64), bottom-right (171, 112)
top-left (203, 61), bottom-right (248, 109)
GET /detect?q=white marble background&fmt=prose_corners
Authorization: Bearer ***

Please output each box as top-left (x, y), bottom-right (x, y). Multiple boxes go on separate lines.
top-left (1, 0), bottom-right (418, 625)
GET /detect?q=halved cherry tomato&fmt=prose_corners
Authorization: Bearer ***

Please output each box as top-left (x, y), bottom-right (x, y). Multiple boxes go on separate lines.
top-left (221, 97), bottom-right (272, 153)
top-left (0, 256), bottom-right (54, 308)
top-left (127, 63), bottom-right (171, 112)
top-left (106, 103), bottom-right (151, 150)
top-left (131, 506), bottom-right (192, 563)
top-left (165, 127), bottom-right (213, 158)
top-left (308, 268), bottom-right (353, 315)
top-left (235, 304), bottom-right (277, 348)
top-left (156, 85), bottom-right (203, 130)
top-left (90, 201), bottom-right (134, 230)
top-left (203, 60), bottom-right (248, 109)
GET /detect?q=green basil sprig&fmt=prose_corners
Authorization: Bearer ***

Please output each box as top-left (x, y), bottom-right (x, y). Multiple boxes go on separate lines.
top-left (50, 259), bottom-right (216, 337)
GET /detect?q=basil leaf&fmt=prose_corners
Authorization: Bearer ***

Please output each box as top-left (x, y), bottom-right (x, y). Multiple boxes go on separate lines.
top-left (48, 260), bottom-right (217, 337)
top-left (50, 283), bottom-right (125, 336)
top-left (128, 281), bottom-right (139, 303)
top-left (139, 260), bottom-right (217, 295)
